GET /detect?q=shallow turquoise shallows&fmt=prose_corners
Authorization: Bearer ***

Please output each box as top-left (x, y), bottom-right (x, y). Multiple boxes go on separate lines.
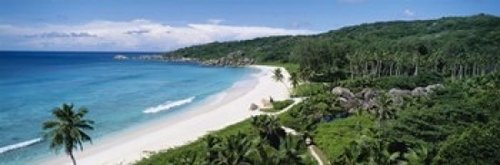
top-left (0, 51), bottom-right (255, 164)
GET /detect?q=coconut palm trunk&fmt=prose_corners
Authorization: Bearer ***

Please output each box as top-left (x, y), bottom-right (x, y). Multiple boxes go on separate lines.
top-left (70, 152), bottom-right (77, 165)
top-left (272, 68), bottom-right (292, 94)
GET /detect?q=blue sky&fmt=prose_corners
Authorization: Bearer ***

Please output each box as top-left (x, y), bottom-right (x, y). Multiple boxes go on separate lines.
top-left (0, 0), bottom-right (498, 51)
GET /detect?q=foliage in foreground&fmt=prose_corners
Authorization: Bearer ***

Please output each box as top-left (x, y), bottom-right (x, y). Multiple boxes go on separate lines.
top-left (135, 116), bottom-right (313, 165)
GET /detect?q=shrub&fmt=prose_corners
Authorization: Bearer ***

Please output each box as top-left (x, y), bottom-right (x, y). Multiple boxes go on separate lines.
top-left (293, 83), bottom-right (328, 97)
top-left (433, 122), bottom-right (500, 165)
top-left (336, 72), bottom-right (444, 90)
top-left (312, 115), bottom-right (374, 160)
top-left (272, 99), bottom-right (294, 110)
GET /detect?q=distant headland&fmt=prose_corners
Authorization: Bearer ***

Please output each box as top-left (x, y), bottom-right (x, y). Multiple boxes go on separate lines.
top-left (114, 51), bottom-right (254, 67)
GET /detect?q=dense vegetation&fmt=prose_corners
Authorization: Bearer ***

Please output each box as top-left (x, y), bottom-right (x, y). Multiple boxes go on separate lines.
top-left (140, 14), bottom-right (500, 164)
top-left (136, 116), bottom-right (315, 165)
top-left (165, 14), bottom-right (500, 82)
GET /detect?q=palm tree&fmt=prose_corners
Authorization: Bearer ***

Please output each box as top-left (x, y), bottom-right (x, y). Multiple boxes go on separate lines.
top-left (206, 132), bottom-right (257, 165)
top-left (169, 150), bottom-right (200, 165)
top-left (298, 68), bottom-right (315, 96)
top-left (275, 136), bottom-right (305, 165)
top-left (43, 103), bottom-right (94, 165)
top-left (222, 132), bottom-right (257, 164)
top-left (335, 141), bottom-right (362, 165)
top-left (373, 93), bottom-right (398, 123)
top-left (205, 135), bottom-right (223, 163)
top-left (403, 144), bottom-right (430, 165)
top-left (272, 68), bottom-right (290, 93)
top-left (251, 115), bottom-right (286, 149)
top-left (339, 127), bottom-right (400, 164)
top-left (272, 68), bottom-right (284, 82)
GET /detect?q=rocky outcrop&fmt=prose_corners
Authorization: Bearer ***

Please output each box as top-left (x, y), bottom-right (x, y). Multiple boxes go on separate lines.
top-left (121, 50), bottom-right (255, 67)
top-left (331, 87), bottom-right (355, 100)
top-left (358, 88), bottom-right (381, 101)
top-left (389, 84), bottom-right (444, 97)
top-left (411, 87), bottom-right (427, 96)
top-left (332, 84), bottom-right (444, 114)
top-left (201, 57), bottom-right (254, 67)
top-left (249, 103), bottom-right (259, 111)
top-left (388, 88), bottom-right (411, 96)
top-left (357, 88), bottom-right (381, 110)
top-left (201, 50), bottom-right (254, 67)
top-left (425, 84), bottom-right (445, 93)
top-left (331, 87), bottom-right (357, 109)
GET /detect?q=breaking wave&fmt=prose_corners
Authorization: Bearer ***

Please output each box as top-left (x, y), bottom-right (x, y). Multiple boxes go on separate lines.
top-left (143, 97), bottom-right (196, 114)
top-left (0, 138), bottom-right (42, 154)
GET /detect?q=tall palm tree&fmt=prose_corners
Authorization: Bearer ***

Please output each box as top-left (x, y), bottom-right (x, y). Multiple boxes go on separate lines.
top-left (272, 68), bottom-right (284, 82)
top-left (43, 103), bottom-right (94, 165)
top-left (272, 68), bottom-right (290, 93)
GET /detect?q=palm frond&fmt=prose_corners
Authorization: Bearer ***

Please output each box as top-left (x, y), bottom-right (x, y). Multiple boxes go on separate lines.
top-left (43, 120), bottom-right (61, 130)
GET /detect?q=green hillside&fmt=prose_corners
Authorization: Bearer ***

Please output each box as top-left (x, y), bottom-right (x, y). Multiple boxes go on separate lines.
top-left (165, 14), bottom-right (500, 65)
top-left (138, 14), bottom-right (500, 165)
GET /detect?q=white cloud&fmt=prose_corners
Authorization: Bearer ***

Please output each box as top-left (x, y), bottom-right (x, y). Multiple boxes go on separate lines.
top-left (404, 9), bottom-right (415, 16)
top-left (0, 19), bottom-right (316, 51)
top-left (207, 19), bottom-right (225, 25)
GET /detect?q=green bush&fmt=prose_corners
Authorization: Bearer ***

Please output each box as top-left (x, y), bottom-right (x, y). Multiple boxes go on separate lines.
top-left (293, 83), bottom-right (327, 97)
top-left (278, 102), bottom-right (307, 131)
top-left (135, 119), bottom-right (256, 164)
top-left (337, 72), bottom-right (444, 90)
top-left (272, 99), bottom-right (294, 110)
top-left (433, 122), bottom-right (500, 165)
top-left (312, 115), bottom-right (374, 161)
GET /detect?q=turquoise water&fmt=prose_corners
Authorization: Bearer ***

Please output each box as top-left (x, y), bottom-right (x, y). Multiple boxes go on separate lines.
top-left (0, 51), bottom-right (255, 164)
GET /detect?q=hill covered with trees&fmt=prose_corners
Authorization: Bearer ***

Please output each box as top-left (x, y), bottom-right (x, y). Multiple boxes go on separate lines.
top-left (137, 14), bottom-right (500, 164)
top-left (165, 14), bottom-right (500, 81)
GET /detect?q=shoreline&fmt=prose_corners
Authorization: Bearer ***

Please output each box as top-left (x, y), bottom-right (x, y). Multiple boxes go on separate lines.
top-left (40, 65), bottom-right (290, 165)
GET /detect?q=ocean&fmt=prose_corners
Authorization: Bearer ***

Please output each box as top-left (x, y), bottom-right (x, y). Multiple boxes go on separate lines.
top-left (0, 51), bottom-right (256, 164)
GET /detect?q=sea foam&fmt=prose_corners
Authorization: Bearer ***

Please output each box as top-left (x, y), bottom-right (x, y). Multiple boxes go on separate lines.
top-left (143, 97), bottom-right (196, 114)
top-left (0, 138), bottom-right (42, 154)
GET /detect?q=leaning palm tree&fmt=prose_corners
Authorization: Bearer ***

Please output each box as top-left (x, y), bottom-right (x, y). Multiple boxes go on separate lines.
top-left (272, 68), bottom-right (289, 91)
top-left (43, 103), bottom-right (94, 165)
top-left (272, 68), bottom-right (284, 82)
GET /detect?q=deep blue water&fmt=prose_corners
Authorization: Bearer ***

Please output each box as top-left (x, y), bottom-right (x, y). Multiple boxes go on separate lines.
top-left (0, 51), bottom-right (255, 164)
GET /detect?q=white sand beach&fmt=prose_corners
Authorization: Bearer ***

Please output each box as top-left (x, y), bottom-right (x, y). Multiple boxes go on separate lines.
top-left (41, 65), bottom-right (291, 165)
